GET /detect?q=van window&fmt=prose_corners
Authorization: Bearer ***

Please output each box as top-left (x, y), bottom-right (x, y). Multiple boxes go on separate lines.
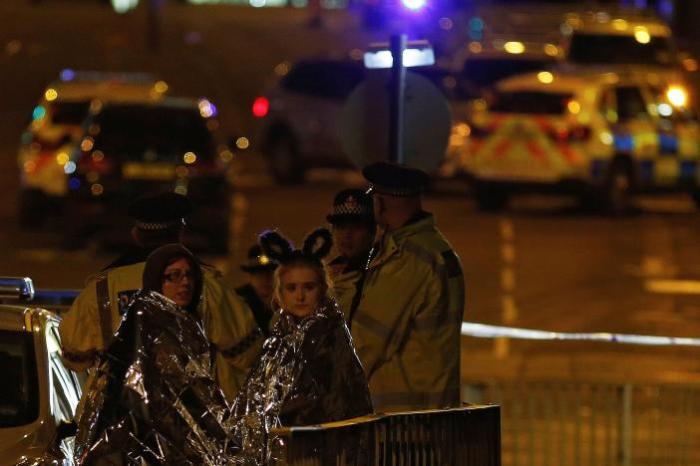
top-left (282, 61), bottom-right (365, 100)
top-left (568, 33), bottom-right (673, 66)
top-left (615, 86), bottom-right (649, 121)
top-left (0, 330), bottom-right (39, 427)
top-left (491, 91), bottom-right (573, 114)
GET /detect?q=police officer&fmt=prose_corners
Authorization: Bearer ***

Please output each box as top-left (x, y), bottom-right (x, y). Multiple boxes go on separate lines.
top-left (236, 244), bottom-right (277, 335)
top-left (60, 192), bottom-right (262, 401)
top-left (326, 189), bottom-right (376, 322)
top-left (350, 162), bottom-right (465, 412)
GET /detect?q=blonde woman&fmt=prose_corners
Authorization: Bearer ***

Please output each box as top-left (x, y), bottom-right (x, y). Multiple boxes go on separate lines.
top-left (232, 228), bottom-right (372, 464)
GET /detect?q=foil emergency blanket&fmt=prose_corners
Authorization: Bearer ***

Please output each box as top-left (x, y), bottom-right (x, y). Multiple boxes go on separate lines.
top-left (73, 291), bottom-right (241, 465)
top-left (231, 299), bottom-right (372, 465)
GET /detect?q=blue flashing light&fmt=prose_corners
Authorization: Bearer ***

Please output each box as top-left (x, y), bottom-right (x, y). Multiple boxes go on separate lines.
top-left (60, 68), bottom-right (76, 82)
top-left (68, 178), bottom-right (81, 191)
top-left (32, 105), bottom-right (46, 121)
top-left (401, 0), bottom-right (427, 11)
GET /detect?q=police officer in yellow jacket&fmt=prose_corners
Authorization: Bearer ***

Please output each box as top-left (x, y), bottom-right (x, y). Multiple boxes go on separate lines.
top-left (326, 189), bottom-right (376, 322)
top-left (59, 192), bottom-right (262, 401)
top-left (351, 162), bottom-right (465, 412)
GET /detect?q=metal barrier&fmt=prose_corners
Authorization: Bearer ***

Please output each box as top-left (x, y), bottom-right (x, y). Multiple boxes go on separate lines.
top-left (463, 382), bottom-right (700, 466)
top-left (272, 405), bottom-right (501, 466)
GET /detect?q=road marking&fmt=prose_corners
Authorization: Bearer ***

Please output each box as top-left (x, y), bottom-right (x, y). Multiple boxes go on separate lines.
top-left (645, 279), bottom-right (700, 295)
top-left (501, 268), bottom-right (516, 292)
top-left (501, 244), bottom-right (516, 263)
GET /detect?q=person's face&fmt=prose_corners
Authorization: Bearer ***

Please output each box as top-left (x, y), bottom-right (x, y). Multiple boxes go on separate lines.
top-left (161, 258), bottom-right (194, 308)
top-left (279, 266), bottom-right (323, 318)
top-left (249, 269), bottom-right (275, 301)
top-left (372, 194), bottom-right (387, 228)
top-left (332, 221), bottom-right (375, 260)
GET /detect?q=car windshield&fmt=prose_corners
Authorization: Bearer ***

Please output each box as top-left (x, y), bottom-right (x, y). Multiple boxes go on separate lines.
top-left (91, 105), bottom-right (214, 163)
top-left (0, 329), bottom-right (39, 428)
top-left (568, 33), bottom-right (674, 66)
top-left (51, 100), bottom-right (91, 126)
top-left (460, 58), bottom-right (555, 99)
top-left (491, 91), bottom-right (572, 114)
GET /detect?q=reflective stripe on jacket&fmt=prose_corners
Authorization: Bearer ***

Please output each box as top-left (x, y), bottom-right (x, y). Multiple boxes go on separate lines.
top-left (59, 262), bottom-right (262, 401)
top-left (328, 255), bottom-right (366, 322)
top-left (351, 213), bottom-right (465, 412)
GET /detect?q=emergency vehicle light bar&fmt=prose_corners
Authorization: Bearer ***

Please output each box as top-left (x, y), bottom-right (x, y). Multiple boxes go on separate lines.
top-left (364, 40), bottom-right (435, 69)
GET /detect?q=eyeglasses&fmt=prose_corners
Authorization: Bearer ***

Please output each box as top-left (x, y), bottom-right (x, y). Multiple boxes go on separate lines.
top-left (162, 270), bottom-right (194, 283)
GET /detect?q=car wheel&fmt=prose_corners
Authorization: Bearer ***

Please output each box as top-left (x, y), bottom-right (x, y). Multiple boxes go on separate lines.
top-left (18, 189), bottom-right (49, 228)
top-left (268, 137), bottom-right (303, 185)
top-left (474, 186), bottom-right (509, 212)
top-left (603, 161), bottom-right (634, 214)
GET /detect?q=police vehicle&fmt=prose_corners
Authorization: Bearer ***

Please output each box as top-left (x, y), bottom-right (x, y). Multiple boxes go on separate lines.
top-left (458, 67), bottom-right (700, 212)
top-left (0, 278), bottom-right (81, 465)
top-left (62, 97), bottom-right (234, 253)
top-left (561, 8), bottom-right (687, 70)
top-left (17, 70), bottom-right (168, 228)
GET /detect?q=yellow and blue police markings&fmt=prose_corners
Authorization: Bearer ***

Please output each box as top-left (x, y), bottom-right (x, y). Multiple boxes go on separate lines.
top-left (596, 123), bottom-right (700, 188)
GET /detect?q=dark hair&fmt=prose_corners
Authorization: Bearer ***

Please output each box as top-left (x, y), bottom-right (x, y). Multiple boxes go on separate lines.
top-left (142, 244), bottom-right (203, 314)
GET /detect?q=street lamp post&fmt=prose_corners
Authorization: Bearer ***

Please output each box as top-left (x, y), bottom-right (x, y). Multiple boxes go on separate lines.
top-left (389, 34), bottom-right (407, 164)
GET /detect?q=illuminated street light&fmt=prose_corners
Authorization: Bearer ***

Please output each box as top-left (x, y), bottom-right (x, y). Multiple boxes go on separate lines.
top-left (401, 0), bottom-right (427, 11)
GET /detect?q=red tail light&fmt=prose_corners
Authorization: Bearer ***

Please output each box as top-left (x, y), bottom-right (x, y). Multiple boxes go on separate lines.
top-left (547, 126), bottom-right (591, 142)
top-left (252, 97), bottom-right (270, 118)
top-left (78, 151), bottom-right (114, 175)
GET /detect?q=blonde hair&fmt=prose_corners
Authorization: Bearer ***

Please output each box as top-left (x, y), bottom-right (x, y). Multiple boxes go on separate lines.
top-left (271, 259), bottom-right (333, 311)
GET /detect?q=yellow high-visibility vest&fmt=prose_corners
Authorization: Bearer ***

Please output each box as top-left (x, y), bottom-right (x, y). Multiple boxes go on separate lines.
top-left (351, 214), bottom-right (465, 412)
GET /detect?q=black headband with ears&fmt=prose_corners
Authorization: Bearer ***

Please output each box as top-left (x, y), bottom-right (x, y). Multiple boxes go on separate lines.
top-left (259, 228), bottom-right (333, 264)
top-left (258, 230), bottom-right (294, 263)
top-left (302, 228), bottom-right (333, 261)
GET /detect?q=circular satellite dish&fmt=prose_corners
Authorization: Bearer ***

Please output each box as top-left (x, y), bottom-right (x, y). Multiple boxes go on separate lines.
top-left (340, 70), bottom-right (452, 172)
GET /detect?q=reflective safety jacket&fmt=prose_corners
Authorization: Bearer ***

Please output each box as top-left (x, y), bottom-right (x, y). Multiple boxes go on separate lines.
top-left (351, 213), bottom-right (465, 412)
top-left (60, 261), bottom-right (263, 401)
top-left (328, 254), bottom-right (368, 322)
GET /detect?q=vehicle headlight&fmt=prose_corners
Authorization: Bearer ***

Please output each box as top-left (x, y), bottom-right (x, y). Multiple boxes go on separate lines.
top-left (667, 86), bottom-right (688, 108)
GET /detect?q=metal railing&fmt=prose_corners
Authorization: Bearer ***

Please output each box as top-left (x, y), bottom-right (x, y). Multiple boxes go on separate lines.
top-left (271, 405), bottom-right (501, 466)
top-left (462, 381), bottom-right (700, 466)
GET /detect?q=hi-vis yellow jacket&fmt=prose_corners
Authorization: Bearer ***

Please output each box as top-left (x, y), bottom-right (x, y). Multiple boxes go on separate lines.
top-left (59, 261), bottom-right (263, 402)
top-left (351, 214), bottom-right (465, 412)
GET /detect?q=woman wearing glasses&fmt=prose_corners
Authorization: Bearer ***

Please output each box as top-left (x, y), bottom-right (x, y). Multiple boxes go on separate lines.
top-left (74, 244), bottom-right (237, 464)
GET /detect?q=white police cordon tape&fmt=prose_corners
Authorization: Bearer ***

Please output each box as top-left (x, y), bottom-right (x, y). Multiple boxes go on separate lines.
top-left (461, 322), bottom-right (700, 347)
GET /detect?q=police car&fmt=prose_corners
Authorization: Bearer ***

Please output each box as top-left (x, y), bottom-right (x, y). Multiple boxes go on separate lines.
top-left (458, 67), bottom-right (700, 212)
top-left (17, 70), bottom-right (168, 228)
top-left (0, 278), bottom-right (81, 465)
top-left (61, 97), bottom-right (234, 253)
top-left (561, 8), bottom-right (685, 70)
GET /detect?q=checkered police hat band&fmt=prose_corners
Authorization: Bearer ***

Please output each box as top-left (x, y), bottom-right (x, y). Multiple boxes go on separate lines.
top-left (136, 219), bottom-right (185, 231)
top-left (332, 203), bottom-right (371, 217)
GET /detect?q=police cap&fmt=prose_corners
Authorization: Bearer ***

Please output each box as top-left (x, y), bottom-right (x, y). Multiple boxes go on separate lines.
top-left (326, 188), bottom-right (375, 225)
top-left (362, 162), bottom-right (429, 197)
top-left (240, 244), bottom-right (278, 273)
top-left (128, 192), bottom-right (192, 231)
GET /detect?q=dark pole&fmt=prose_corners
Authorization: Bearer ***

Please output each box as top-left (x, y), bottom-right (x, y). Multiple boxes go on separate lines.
top-left (389, 33), bottom-right (407, 164)
top-left (147, 0), bottom-right (161, 53)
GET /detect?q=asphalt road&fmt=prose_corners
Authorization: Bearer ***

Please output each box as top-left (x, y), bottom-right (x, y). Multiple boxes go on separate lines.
top-left (2, 0), bottom-right (700, 386)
